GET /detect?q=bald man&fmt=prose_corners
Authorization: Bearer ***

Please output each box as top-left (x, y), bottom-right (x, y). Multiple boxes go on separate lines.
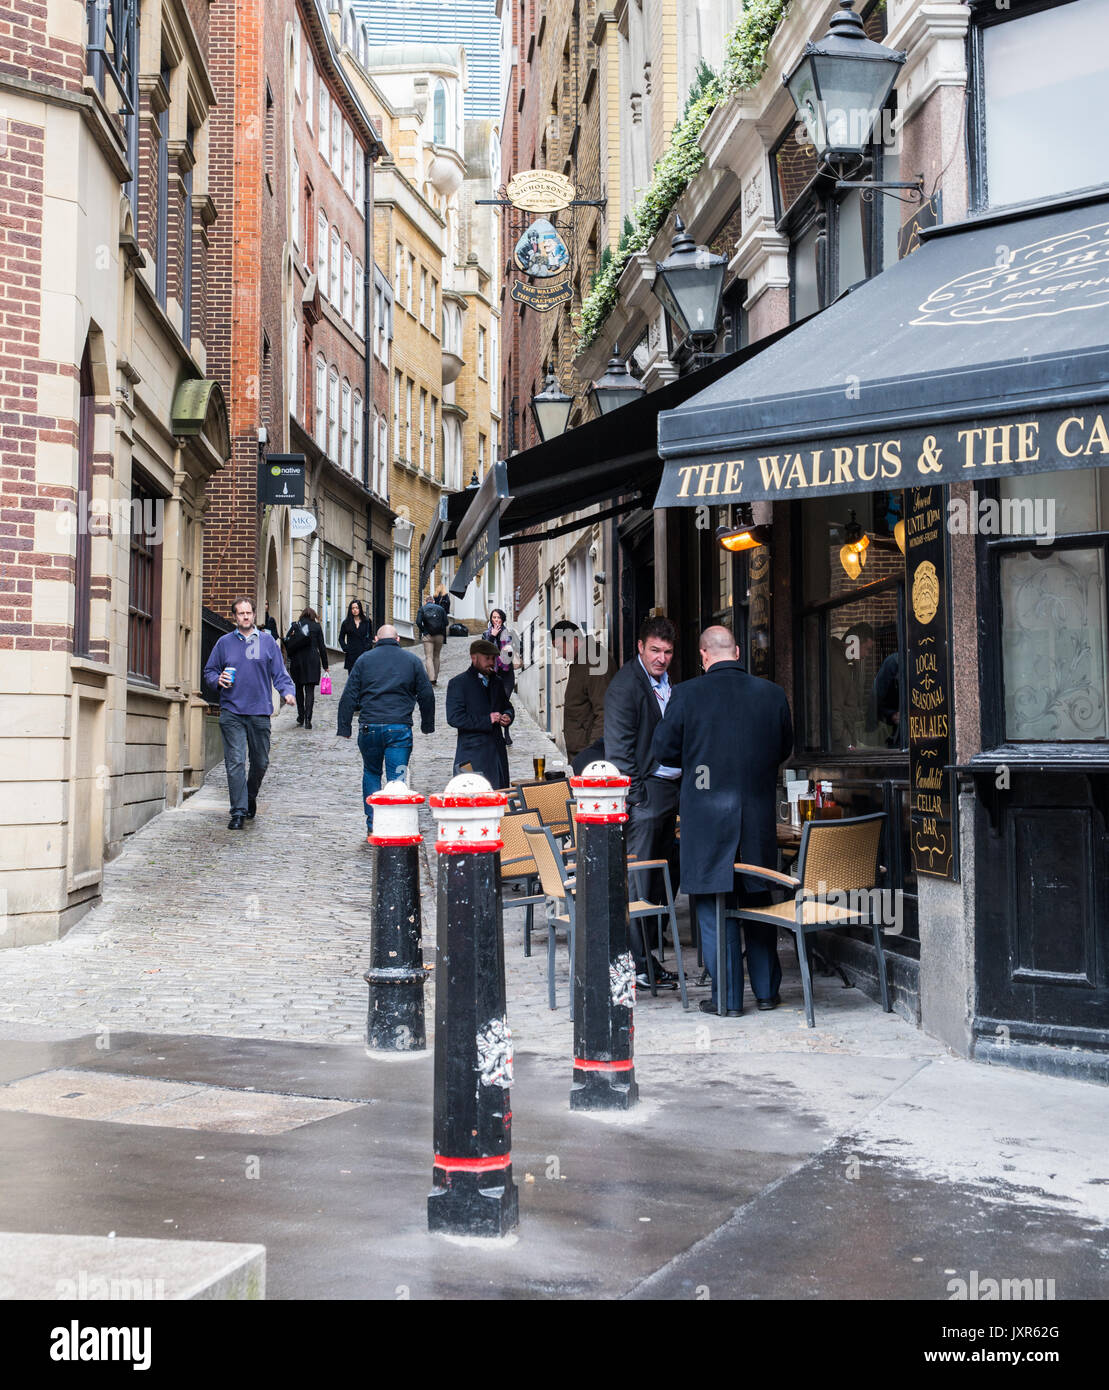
top-left (337, 623), bottom-right (435, 836)
top-left (650, 625), bottom-right (793, 1016)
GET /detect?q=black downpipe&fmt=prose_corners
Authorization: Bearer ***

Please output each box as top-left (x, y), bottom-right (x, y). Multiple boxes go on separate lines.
top-left (363, 146), bottom-right (374, 491)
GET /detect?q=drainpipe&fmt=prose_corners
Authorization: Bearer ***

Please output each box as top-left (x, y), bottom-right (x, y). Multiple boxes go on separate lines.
top-left (363, 144), bottom-right (374, 492)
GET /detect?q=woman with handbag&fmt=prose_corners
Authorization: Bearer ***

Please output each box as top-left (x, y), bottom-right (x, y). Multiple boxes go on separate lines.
top-left (483, 608), bottom-right (517, 745)
top-left (339, 599), bottom-right (373, 671)
top-left (284, 608), bottom-right (329, 729)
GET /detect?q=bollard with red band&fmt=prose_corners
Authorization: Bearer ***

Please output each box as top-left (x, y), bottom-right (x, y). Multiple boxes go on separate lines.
top-left (427, 774), bottom-right (519, 1237)
top-left (568, 760), bottom-right (639, 1111)
top-left (365, 780), bottom-right (427, 1052)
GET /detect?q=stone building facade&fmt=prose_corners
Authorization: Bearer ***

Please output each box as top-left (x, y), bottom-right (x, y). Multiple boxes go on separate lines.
top-left (0, 0), bottom-right (229, 945)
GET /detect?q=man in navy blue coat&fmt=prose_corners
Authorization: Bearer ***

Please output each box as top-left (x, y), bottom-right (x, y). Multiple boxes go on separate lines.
top-left (650, 625), bottom-right (793, 1015)
top-left (446, 640), bottom-right (514, 787)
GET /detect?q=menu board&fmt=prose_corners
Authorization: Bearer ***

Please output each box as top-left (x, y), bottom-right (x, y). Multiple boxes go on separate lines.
top-left (905, 486), bottom-right (958, 880)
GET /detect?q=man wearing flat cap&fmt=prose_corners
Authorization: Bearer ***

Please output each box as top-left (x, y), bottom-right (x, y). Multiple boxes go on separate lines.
top-left (446, 639), bottom-right (515, 787)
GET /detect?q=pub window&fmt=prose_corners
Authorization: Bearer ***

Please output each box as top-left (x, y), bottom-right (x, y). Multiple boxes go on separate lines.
top-left (75, 343), bottom-right (94, 658)
top-left (969, 0), bottom-right (1109, 212)
top-left (795, 489), bottom-right (907, 755)
top-left (982, 467), bottom-right (1109, 744)
top-left (127, 473), bottom-right (163, 685)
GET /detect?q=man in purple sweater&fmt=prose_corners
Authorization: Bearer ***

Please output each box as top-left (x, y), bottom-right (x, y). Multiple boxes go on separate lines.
top-left (203, 596), bottom-right (296, 829)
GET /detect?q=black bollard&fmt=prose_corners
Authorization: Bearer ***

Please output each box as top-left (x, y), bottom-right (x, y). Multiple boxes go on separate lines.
top-left (364, 781), bottom-right (427, 1052)
top-left (569, 762), bottom-right (639, 1111)
top-left (427, 775), bottom-right (519, 1237)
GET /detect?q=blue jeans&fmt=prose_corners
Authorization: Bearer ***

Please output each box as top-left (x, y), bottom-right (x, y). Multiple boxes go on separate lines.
top-left (358, 724), bottom-right (413, 829)
top-left (694, 892), bottom-right (781, 1012)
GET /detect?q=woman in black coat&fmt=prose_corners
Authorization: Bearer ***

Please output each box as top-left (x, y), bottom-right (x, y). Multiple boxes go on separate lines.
top-left (339, 599), bottom-right (373, 671)
top-left (284, 608), bottom-right (329, 729)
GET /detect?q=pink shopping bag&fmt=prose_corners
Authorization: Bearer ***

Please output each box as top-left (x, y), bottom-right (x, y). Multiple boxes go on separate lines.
top-left (320, 672), bottom-right (332, 695)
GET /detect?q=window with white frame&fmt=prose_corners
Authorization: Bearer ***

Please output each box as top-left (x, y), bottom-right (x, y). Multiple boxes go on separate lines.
top-left (429, 397), bottom-right (437, 479)
top-left (305, 53), bottom-right (313, 126)
top-left (393, 371), bottom-right (401, 454)
top-left (354, 143), bottom-right (364, 208)
top-left (406, 255), bottom-right (414, 313)
top-left (419, 388), bottom-right (426, 469)
top-left (419, 268), bottom-right (427, 326)
top-left (392, 524), bottom-right (412, 624)
top-left (329, 226), bottom-right (340, 304)
top-left (352, 389), bottom-right (362, 473)
top-left (478, 433), bottom-right (486, 478)
top-left (394, 241), bottom-right (403, 300)
top-left (342, 244), bottom-right (353, 321)
top-left (489, 320), bottom-right (498, 407)
top-left (341, 380), bottom-right (351, 470)
top-left (328, 368), bottom-right (339, 461)
top-left (491, 419), bottom-right (498, 463)
top-left (343, 123), bottom-right (354, 196)
top-left (354, 259), bottom-right (364, 334)
top-left (323, 548), bottom-right (346, 647)
top-left (377, 415), bottom-right (388, 495)
top-left (405, 378), bottom-right (412, 460)
top-left (315, 354), bottom-right (326, 446)
top-left (319, 86), bottom-right (328, 156)
top-left (478, 326), bottom-right (487, 379)
top-left (293, 22), bottom-right (301, 96)
top-left (317, 210), bottom-right (327, 285)
top-left (430, 277), bottom-right (438, 335)
top-left (330, 104), bottom-right (341, 172)
top-left (291, 153), bottom-right (300, 248)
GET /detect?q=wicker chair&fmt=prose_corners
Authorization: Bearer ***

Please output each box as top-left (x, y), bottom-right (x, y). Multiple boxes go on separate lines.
top-left (727, 813), bottom-right (891, 1028)
top-left (500, 809), bottom-right (546, 958)
top-left (523, 823), bottom-right (578, 1012)
top-left (517, 779), bottom-right (573, 838)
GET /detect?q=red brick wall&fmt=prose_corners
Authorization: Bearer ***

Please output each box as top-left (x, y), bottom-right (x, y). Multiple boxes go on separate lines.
top-left (0, 118), bottom-right (74, 653)
top-left (0, 0), bottom-right (83, 91)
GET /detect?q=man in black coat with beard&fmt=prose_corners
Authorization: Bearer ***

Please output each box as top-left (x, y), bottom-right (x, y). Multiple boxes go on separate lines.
top-left (650, 625), bottom-right (793, 1016)
top-left (446, 639), bottom-right (514, 787)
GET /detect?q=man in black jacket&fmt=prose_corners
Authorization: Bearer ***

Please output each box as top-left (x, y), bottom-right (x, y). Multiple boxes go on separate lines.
top-left (416, 590), bottom-right (449, 684)
top-left (602, 615), bottom-right (682, 991)
top-left (446, 640), bottom-right (514, 788)
top-left (337, 624), bottom-right (435, 835)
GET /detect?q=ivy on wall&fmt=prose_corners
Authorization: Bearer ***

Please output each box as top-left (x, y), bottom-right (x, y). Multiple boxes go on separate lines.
top-left (575, 0), bottom-right (790, 354)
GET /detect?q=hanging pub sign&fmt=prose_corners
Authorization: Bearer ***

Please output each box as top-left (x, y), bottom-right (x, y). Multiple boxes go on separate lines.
top-left (506, 170), bottom-right (575, 213)
top-left (511, 278), bottom-right (573, 312)
top-left (905, 485), bottom-right (958, 881)
top-left (258, 454), bottom-right (305, 506)
top-left (513, 218), bottom-right (570, 278)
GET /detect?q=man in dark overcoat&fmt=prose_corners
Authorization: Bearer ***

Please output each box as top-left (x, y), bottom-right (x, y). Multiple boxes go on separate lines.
top-left (446, 639), bottom-right (514, 788)
top-left (650, 625), bottom-right (793, 1015)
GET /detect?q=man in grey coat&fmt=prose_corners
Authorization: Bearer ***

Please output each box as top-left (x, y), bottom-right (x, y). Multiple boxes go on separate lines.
top-left (650, 625), bottom-right (793, 1016)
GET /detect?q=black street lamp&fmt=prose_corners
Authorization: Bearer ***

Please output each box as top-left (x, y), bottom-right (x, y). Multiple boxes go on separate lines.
top-left (530, 369), bottom-right (574, 442)
top-left (588, 344), bottom-right (645, 417)
top-left (652, 217), bottom-right (727, 358)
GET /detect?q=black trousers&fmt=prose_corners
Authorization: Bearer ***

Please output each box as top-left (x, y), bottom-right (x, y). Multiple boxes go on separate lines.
top-left (624, 776), bottom-right (681, 971)
top-left (295, 682), bottom-right (316, 724)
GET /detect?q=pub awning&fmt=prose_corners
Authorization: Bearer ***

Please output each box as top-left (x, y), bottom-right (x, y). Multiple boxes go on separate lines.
top-left (656, 187), bottom-right (1109, 507)
top-left (443, 320), bottom-right (802, 565)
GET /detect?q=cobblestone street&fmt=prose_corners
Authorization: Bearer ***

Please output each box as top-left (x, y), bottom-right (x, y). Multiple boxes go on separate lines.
top-left (0, 638), bottom-right (937, 1072)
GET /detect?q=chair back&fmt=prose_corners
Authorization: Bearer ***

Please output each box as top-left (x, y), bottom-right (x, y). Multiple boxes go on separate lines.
top-left (518, 779), bottom-right (573, 835)
top-left (523, 823), bottom-right (572, 900)
top-left (798, 813), bottom-right (884, 896)
top-left (500, 809), bottom-right (541, 875)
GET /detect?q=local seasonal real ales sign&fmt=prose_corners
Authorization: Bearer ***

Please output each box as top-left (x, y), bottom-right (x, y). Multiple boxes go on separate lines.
top-left (905, 486), bottom-right (957, 880)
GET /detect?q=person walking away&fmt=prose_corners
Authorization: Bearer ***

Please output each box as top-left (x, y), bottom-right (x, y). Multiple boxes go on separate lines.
top-left (446, 640), bottom-right (514, 788)
top-left (552, 619), bottom-right (611, 762)
top-left (415, 591), bottom-right (449, 684)
top-left (483, 608), bottom-right (517, 744)
top-left (339, 599), bottom-right (374, 672)
top-left (284, 607), bottom-right (329, 729)
top-left (337, 624), bottom-right (435, 837)
top-left (261, 602), bottom-right (279, 642)
top-left (203, 597), bottom-right (296, 829)
top-left (433, 585), bottom-right (451, 616)
top-left (650, 625), bottom-right (793, 1016)
top-left (602, 615), bottom-right (682, 992)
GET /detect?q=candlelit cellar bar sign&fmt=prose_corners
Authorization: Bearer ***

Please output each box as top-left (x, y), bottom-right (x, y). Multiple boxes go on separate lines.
top-left (905, 485), bottom-right (957, 880)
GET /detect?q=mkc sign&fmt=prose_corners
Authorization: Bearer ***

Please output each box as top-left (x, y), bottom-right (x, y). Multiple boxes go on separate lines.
top-left (655, 405), bottom-right (1109, 507)
top-left (258, 454), bottom-right (305, 505)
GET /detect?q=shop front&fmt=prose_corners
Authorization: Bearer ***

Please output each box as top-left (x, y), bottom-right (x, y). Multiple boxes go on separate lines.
top-left (657, 188), bottom-right (1109, 1082)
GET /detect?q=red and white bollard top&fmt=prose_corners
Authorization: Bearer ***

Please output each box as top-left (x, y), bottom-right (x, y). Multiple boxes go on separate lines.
top-left (367, 779), bottom-right (425, 846)
top-left (569, 759), bottom-right (631, 824)
top-left (429, 773), bottom-right (507, 854)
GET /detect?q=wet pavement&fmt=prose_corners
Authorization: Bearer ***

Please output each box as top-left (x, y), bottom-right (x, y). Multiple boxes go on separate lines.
top-left (0, 639), bottom-right (1105, 1298)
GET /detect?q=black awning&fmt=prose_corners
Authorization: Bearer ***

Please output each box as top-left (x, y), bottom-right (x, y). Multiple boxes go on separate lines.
top-left (444, 320), bottom-right (803, 549)
top-left (656, 188), bottom-right (1109, 506)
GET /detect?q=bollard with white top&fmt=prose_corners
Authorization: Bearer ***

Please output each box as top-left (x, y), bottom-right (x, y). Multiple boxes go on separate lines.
top-left (426, 773), bottom-right (519, 1237)
top-left (568, 760), bottom-right (639, 1111)
top-left (364, 779), bottom-right (428, 1051)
